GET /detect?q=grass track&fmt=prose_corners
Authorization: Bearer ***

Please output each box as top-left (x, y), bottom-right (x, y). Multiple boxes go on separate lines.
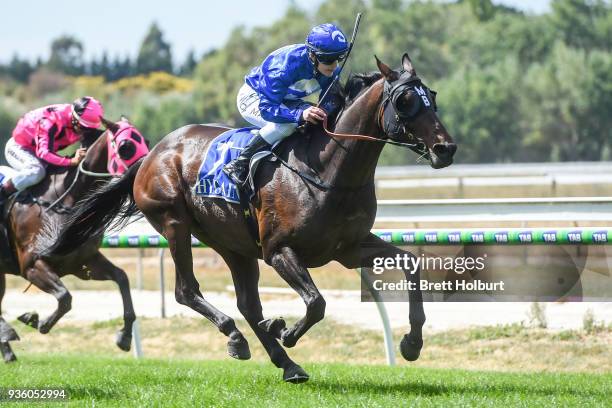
top-left (1, 355), bottom-right (610, 407)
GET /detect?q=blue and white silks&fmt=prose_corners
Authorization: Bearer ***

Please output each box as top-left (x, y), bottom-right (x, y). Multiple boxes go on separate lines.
top-left (245, 44), bottom-right (340, 124)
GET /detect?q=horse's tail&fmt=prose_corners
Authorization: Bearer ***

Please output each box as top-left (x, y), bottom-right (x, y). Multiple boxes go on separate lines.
top-left (40, 157), bottom-right (145, 257)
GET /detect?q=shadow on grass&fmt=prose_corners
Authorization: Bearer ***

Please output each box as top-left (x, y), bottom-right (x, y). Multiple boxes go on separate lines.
top-left (306, 374), bottom-right (608, 399)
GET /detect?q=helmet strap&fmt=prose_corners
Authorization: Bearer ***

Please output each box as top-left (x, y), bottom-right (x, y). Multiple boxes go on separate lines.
top-left (308, 51), bottom-right (320, 71)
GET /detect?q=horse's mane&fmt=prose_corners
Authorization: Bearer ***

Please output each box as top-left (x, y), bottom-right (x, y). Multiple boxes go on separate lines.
top-left (320, 72), bottom-right (382, 129)
top-left (342, 72), bottom-right (383, 106)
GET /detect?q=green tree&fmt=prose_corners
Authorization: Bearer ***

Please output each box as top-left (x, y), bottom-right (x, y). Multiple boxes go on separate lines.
top-left (522, 42), bottom-right (612, 161)
top-left (7, 54), bottom-right (34, 83)
top-left (468, 0), bottom-right (495, 21)
top-left (136, 22), bottom-right (173, 74)
top-left (550, 0), bottom-right (612, 50)
top-left (178, 50), bottom-right (198, 77)
top-left (47, 35), bottom-right (85, 76)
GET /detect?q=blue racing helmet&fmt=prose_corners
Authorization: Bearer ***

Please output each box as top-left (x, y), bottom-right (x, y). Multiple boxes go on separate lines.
top-left (306, 23), bottom-right (349, 63)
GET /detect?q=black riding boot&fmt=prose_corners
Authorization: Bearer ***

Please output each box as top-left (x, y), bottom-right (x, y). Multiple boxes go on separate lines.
top-left (222, 133), bottom-right (271, 186)
top-left (0, 181), bottom-right (16, 204)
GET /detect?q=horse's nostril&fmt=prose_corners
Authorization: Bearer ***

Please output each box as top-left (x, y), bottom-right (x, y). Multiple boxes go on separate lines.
top-left (432, 143), bottom-right (456, 158)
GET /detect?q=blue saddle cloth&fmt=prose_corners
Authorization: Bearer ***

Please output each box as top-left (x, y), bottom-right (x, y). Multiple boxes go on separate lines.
top-left (194, 127), bottom-right (258, 203)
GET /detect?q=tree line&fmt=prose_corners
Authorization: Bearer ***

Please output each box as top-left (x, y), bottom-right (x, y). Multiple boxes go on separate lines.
top-left (0, 22), bottom-right (198, 83)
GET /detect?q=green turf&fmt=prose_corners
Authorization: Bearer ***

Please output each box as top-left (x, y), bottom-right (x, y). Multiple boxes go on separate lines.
top-left (0, 355), bottom-right (610, 407)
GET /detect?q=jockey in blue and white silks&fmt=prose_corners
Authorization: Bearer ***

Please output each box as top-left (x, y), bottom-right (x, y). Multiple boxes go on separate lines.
top-left (223, 23), bottom-right (349, 186)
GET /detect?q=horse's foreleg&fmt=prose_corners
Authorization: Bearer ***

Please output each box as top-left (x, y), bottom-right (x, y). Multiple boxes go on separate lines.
top-left (336, 233), bottom-right (425, 361)
top-left (261, 246), bottom-right (325, 348)
top-left (86, 251), bottom-right (136, 352)
top-left (222, 251), bottom-right (309, 383)
top-left (0, 273), bottom-right (19, 362)
top-left (22, 260), bottom-right (71, 334)
top-left (164, 217), bottom-right (250, 360)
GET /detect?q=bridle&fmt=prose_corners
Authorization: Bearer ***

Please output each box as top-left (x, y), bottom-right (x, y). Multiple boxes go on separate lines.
top-left (322, 71), bottom-right (438, 158)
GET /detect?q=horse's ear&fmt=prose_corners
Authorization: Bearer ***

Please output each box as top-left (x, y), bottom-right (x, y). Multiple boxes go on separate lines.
top-left (375, 55), bottom-right (399, 81)
top-left (101, 117), bottom-right (119, 133)
top-left (402, 53), bottom-right (416, 76)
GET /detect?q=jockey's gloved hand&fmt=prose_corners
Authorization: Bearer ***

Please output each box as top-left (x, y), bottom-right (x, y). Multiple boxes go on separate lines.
top-left (70, 148), bottom-right (87, 166)
top-left (302, 106), bottom-right (327, 124)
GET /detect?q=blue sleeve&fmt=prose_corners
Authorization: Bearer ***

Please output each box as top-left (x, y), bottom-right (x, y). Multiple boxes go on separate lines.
top-left (258, 69), bottom-right (304, 124)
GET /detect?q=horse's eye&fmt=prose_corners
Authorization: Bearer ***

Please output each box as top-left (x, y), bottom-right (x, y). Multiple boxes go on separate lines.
top-left (396, 92), bottom-right (420, 117)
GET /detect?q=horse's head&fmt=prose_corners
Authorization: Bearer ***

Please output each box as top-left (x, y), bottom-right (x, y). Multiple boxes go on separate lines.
top-left (376, 54), bottom-right (456, 169)
top-left (80, 117), bottom-right (149, 176)
top-left (100, 116), bottom-right (150, 175)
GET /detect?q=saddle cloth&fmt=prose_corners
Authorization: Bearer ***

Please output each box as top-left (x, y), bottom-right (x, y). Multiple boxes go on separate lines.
top-left (193, 127), bottom-right (276, 203)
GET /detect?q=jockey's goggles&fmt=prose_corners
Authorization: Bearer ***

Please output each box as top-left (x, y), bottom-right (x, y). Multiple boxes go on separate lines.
top-left (315, 51), bottom-right (348, 64)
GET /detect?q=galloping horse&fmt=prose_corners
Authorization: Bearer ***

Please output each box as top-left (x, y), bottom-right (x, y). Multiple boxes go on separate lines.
top-left (44, 54), bottom-right (456, 382)
top-left (0, 118), bottom-right (147, 362)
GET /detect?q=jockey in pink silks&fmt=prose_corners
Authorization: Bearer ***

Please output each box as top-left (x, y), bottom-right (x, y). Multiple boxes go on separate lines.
top-left (0, 96), bottom-right (104, 201)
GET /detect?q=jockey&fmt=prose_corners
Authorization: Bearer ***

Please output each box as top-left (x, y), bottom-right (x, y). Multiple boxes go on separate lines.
top-left (223, 23), bottom-right (349, 186)
top-left (0, 96), bottom-right (104, 200)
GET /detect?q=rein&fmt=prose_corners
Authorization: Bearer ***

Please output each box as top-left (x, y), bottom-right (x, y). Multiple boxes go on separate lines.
top-left (321, 116), bottom-right (424, 149)
top-left (43, 139), bottom-right (118, 213)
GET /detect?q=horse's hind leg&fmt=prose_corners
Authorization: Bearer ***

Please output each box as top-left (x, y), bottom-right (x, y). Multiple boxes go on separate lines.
top-left (162, 214), bottom-right (250, 359)
top-left (20, 259), bottom-right (72, 334)
top-left (0, 273), bottom-right (19, 362)
top-left (86, 251), bottom-right (136, 352)
top-left (221, 250), bottom-right (309, 383)
top-left (259, 246), bottom-right (325, 348)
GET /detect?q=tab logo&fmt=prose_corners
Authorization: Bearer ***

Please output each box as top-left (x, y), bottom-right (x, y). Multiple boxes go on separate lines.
top-left (107, 236), bottom-right (119, 247)
top-left (542, 231), bottom-right (557, 243)
top-left (147, 236), bottom-right (160, 246)
top-left (494, 232), bottom-right (508, 243)
top-left (518, 232), bottom-right (532, 243)
top-left (402, 232), bottom-right (416, 243)
top-left (448, 232), bottom-right (461, 243)
top-left (568, 231), bottom-right (582, 243)
top-left (593, 231), bottom-right (608, 243)
top-left (470, 232), bottom-right (485, 243)
top-left (425, 232), bottom-right (438, 243)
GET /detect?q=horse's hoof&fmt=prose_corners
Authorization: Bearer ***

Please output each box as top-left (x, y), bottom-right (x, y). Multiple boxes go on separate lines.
top-left (38, 323), bottom-right (51, 334)
top-left (400, 333), bottom-right (423, 361)
top-left (4, 353), bottom-right (17, 363)
top-left (17, 312), bottom-right (39, 329)
top-left (227, 337), bottom-right (251, 360)
top-left (115, 330), bottom-right (132, 352)
top-left (0, 326), bottom-right (20, 343)
top-left (283, 364), bottom-right (309, 384)
top-left (281, 331), bottom-right (297, 348)
top-left (258, 318), bottom-right (286, 338)
top-left (0, 343), bottom-right (17, 363)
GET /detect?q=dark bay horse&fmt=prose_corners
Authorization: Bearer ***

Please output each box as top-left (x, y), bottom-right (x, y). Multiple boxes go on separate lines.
top-left (0, 118), bottom-right (147, 362)
top-left (44, 54), bottom-right (456, 382)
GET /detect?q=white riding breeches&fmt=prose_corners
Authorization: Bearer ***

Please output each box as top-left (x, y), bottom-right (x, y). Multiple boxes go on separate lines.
top-left (4, 137), bottom-right (46, 191)
top-left (236, 83), bottom-right (298, 145)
